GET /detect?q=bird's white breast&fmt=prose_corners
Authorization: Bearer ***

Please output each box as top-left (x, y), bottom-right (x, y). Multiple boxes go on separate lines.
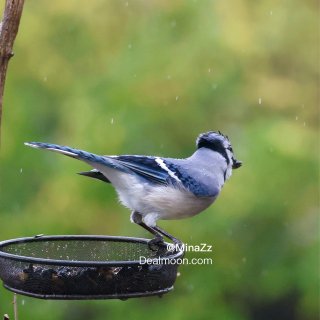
top-left (143, 185), bottom-right (217, 220)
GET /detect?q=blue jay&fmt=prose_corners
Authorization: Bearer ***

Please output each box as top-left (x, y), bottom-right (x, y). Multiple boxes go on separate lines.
top-left (25, 131), bottom-right (241, 245)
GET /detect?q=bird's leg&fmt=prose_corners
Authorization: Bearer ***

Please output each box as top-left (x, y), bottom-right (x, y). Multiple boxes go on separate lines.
top-left (130, 211), bottom-right (165, 250)
top-left (153, 225), bottom-right (182, 245)
top-left (131, 211), bottom-right (161, 238)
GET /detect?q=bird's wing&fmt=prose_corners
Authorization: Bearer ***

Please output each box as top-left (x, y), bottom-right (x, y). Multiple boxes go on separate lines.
top-left (110, 155), bottom-right (174, 185)
top-left (78, 156), bottom-right (175, 185)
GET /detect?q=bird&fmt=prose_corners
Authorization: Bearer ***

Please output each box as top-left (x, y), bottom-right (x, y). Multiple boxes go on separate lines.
top-left (25, 131), bottom-right (242, 246)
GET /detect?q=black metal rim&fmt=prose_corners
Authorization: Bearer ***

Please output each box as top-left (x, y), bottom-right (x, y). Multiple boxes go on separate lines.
top-left (0, 235), bottom-right (184, 267)
top-left (3, 284), bottom-right (174, 300)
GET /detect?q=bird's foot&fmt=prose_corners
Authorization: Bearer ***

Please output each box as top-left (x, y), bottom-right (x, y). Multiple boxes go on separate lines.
top-left (148, 236), bottom-right (165, 251)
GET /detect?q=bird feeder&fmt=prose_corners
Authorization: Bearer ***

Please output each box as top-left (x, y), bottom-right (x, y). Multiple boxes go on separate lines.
top-left (0, 235), bottom-right (184, 299)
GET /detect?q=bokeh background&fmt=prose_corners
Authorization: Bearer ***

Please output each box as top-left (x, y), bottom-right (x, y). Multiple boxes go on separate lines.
top-left (0, 0), bottom-right (318, 319)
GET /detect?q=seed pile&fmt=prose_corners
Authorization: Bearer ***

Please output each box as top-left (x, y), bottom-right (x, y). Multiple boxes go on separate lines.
top-left (7, 263), bottom-right (176, 296)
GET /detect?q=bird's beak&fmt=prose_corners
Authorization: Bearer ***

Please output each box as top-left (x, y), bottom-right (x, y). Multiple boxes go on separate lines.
top-left (232, 159), bottom-right (242, 169)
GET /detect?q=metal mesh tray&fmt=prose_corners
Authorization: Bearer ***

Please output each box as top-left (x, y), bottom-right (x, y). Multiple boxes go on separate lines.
top-left (0, 235), bottom-right (184, 300)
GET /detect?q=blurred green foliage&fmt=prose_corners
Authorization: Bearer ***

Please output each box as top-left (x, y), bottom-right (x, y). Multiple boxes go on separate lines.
top-left (0, 0), bottom-right (318, 319)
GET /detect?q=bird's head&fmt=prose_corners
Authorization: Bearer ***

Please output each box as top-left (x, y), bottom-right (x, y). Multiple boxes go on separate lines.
top-left (196, 131), bottom-right (242, 170)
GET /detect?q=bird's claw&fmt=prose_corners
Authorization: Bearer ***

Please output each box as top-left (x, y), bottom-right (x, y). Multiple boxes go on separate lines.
top-left (148, 236), bottom-right (165, 251)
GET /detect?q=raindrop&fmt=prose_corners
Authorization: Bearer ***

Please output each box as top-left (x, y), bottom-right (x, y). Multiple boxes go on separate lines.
top-left (175, 96), bottom-right (179, 101)
top-left (208, 68), bottom-right (212, 73)
top-left (242, 257), bottom-right (247, 263)
top-left (258, 97), bottom-right (262, 105)
top-left (128, 43), bottom-right (132, 49)
top-left (270, 10), bottom-right (273, 15)
top-left (125, 1), bottom-right (129, 7)
top-left (111, 118), bottom-right (114, 125)
top-left (303, 121), bottom-right (306, 127)
top-left (295, 116), bottom-right (298, 120)
top-left (21, 299), bottom-right (25, 306)
top-left (20, 168), bottom-right (23, 173)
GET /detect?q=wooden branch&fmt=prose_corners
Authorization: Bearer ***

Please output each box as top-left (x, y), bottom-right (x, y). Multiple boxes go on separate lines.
top-left (12, 294), bottom-right (18, 320)
top-left (0, 0), bottom-right (25, 144)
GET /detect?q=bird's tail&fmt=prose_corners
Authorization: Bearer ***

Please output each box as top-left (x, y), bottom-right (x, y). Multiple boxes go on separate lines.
top-left (24, 142), bottom-right (119, 169)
